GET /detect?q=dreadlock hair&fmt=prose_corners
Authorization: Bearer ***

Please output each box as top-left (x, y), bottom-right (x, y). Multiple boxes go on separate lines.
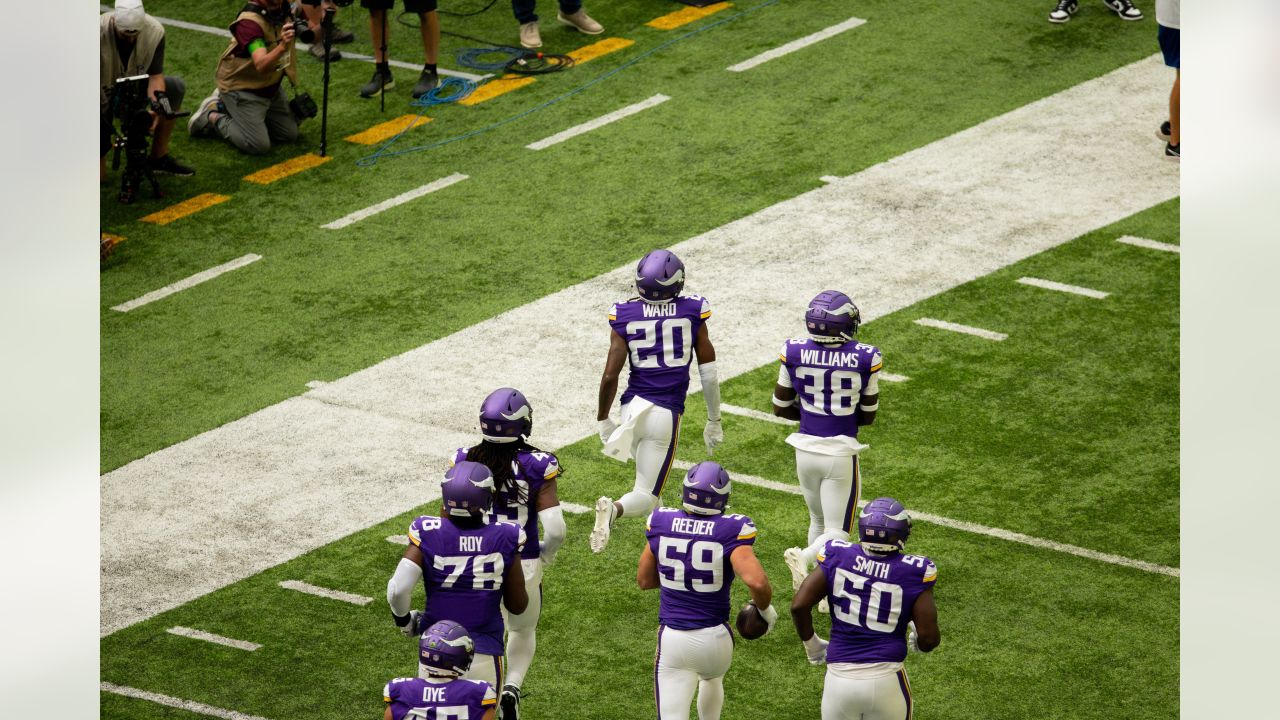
top-left (464, 439), bottom-right (563, 507)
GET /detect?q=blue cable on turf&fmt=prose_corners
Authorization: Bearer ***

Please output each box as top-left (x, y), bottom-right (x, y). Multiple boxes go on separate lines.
top-left (456, 46), bottom-right (525, 72)
top-left (356, 0), bottom-right (782, 167)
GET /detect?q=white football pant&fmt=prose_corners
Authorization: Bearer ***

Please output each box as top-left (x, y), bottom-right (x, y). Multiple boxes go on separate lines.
top-left (420, 653), bottom-right (503, 693)
top-left (656, 624), bottom-right (734, 720)
top-left (822, 664), bottom-right (913, 720)
top-left (796, 450), bottom-right (862, 566)
top-left (502, 557), bottom-right (544, 689)
top-left (617, 402), bottom-right (682, 518)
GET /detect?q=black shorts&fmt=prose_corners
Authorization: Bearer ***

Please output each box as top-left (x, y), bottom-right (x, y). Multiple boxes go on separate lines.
top-left (361, 0), bottom-right (438, 12)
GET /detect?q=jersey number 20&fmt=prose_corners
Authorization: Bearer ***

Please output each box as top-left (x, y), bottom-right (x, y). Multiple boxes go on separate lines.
top-left (627, 319), bottom-right (693, 369)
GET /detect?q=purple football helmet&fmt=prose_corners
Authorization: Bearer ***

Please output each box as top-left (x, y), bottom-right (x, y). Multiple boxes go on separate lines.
top-left (682, 461), bottom-right (731, 515)
top-left (479, 387), bottom-right (533, 443)
top-left (635, 249), bottom-right (686, 303)
top-left (418, 620), bottom-right (475, 677)
top-left (806, 290), bottom-right (861, 342)
top-left (441, 461), bottom-right (495, 518)
top-left (858, 496), bottom-right (912, 553)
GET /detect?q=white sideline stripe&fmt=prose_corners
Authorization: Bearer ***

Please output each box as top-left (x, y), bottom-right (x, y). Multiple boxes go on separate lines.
top-left (305, 380), bottom-right (327, 389)
top-left (101, 682), bottom-right (272, 720)
top-left (671, 461), bottom-right (1177, 577)
top-left (879, 372), bottom-right (909, 383)
top-left (722, 403), bottom-right (795, 426)
top-left (387, 534), bottom-right (411, 545)
top-left (102, 56), bottom-right (1178, 636)
top-left (1017, 277), bottom-right (1110, 299)
top-left (1116, 235), bottom-right (1180, 253)
top-left (322, 174), bottom-right (468, 229)
top-left (561, 502), bottom-right (591, 514)
top-left (279, 580), bottom-right (373, 605)
top-left (166, 626), bottom-right (261, 651)
top-left (97, 6), bottom-right (485, 82)
top-left (111, 255), bottom-right (262, 312)
top-left (819, 175), bottom-right (841, 184)
top-left (526, 95), bottom-right (672, 150)
top-left (914, 317), bottom-right (1008, 341)
top-left (727, 17), bottom-right (867, 72)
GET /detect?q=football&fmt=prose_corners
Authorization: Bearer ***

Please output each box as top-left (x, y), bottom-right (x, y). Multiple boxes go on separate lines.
top-left (735, 601), bottom-right (768, 640)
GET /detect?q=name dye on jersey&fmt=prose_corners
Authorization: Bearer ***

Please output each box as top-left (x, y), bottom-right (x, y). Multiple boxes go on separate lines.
top-left (646, 507), bottom-right (756, 631)
top-left (384, 676), bottom-right (496, 720)
top-left (609, 294), bottom-right (711, 414)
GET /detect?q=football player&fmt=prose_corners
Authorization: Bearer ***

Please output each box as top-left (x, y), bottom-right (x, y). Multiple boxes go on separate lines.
top-left (386, 461), bottom-right (529, 692)
top-left (451, 387), bottom-right (567, 720)
top-left (382, 620), bottom-right (498, 720)
top-left (593, 249), bottom-right (723, 554)
top-left (637, 462), bottom-right (777, 720)
top-left (775, 291), bottom-right (883, 594)
top-left (790, 497), bottom-right (940, 720)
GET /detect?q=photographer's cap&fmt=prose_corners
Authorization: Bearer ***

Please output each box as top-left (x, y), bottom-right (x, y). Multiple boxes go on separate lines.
top-left (114, 0), bottom-right (146, 34)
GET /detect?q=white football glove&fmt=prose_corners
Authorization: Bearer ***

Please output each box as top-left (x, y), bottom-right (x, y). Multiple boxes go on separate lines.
top-left (803, 634), bottom-right (829, 665)
top-left (907, 621), bottom-right (920, 653)
top-left (396, 609), bottom-right (422, 638)
top-left (598, 418), bottom-right (618, 445)
top-left (703, 419), bottom-right (723, 455)
top-left (755, 602), bottom-right (778, 634)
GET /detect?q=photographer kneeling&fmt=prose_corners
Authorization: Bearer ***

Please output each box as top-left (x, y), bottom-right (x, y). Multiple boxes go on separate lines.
top-left (100, 0), bottom-right (193, 181)
top-left (188, 0), bottom-right (309, 155)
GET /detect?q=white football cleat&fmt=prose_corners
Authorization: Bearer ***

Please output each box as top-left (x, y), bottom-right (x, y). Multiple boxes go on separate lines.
top-left (590, 496), bottom-right (615, 553)
top-left (783, 547), bottom-right (808, 591)
top-left (818, 598), bottom-right (830, 614)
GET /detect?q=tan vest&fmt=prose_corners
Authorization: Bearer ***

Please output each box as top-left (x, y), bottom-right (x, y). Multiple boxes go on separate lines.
top-left (215, 9), bottom-right (298, 94)
top-left (100, 12), bottom-right (165, 113)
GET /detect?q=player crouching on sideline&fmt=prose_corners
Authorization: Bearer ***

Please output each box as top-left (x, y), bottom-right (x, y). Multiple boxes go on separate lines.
top-left (386, 461), bottom-right (528, 692)
top-left (777, 291), bottom-right (883, 602)
top-left (383, 620), bottom-right (498, 720)
top-left (791, 497), bottom-right (940, 720)
top-left (637, 462), bottom-right (777, 720)
top-left (594, 249), bottom-right (723, 554)
top-left (452, 387), bottom-right (567, 720)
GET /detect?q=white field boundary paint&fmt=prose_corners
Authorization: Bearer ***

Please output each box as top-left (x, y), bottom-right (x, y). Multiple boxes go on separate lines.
top-left (526, 95), bottom-right (671, 150)
top-left (111, 255), bottom-right (262, 312)
top-left (101, 682), bottom-right (272, 720)
top-left (727, 17), bottom-right (866, 72)
top-left (670, 461), bottom-right (1178, 577)
top-left (321, 174), bottom-right (468, 229)
top-left (879, 372), bottom-right (909, 383)
top-left (819, 175), bottom-right (841, 184)
top-left (722, 403), bottom-right (795, 426)
top-left (1017, 277), bottom-right (1110, 299)
top-left (560, 501), bottom-right (591, 514)
top-left (279, 580), bottom-right (373, 606)
top-left (102, 56), bottom-right (1178, 636)
top-left (97, 6), bottom-right (485, 82)
top-left (914, 317), bottom-right (1008, 341)
top-left (387, 534), bottom-right (411, 545)
top-left (166, 626), bottom-right (261, 651)
top-left (1117, 235), bottom-right (1180, 253)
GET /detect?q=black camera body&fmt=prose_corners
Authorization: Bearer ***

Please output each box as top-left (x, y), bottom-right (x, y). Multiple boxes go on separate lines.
top-left (109, 74), bottom-right (188, 204)
top-left (290, 91), bottom-right (318, 121)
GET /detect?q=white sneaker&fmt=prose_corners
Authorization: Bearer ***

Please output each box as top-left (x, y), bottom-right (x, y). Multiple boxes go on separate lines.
top-left (558, 10), bottom-right (604, 35)
top-left (590, 496), bottom-right (615, 553)
top-left (783, 547), bottom-right (808, 591)
top-left (187, 92), bottom-right (221, 137)
top-left (519, 21), bottom-right (542, 49)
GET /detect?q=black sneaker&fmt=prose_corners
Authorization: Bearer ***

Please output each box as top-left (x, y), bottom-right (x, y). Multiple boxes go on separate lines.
top-left (1156, 120), bottom-right (1171, 141)
top-left (329, 24), bottom-right (355, 44)
top-left (500, 685), bottom-right (521, 720)
top-left (148, 154), bottom-right (195, 176)
top-left (1049, 0), bottom-right (1078, 23)
top-left (1102, 0), bottom-right (1143, 20)
top-left (1164, 142), bottom-right (1179, 161)
top-left (360, 67), bottom-right (395, 98)
top-left (412, 69), bottom-right (439, 99)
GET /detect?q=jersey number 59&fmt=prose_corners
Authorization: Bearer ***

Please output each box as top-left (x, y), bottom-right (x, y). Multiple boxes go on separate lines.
top-left (657, 537), bottom-right (724, 593)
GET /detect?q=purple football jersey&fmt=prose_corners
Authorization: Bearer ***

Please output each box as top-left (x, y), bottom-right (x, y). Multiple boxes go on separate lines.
top-left (609, 294), bottom-right (711, 414)
top-left (383, 676), bottom-right (496, 720)
top-left (454, 447), bottom-right (560, 561)
top-left (646, 507), bottom-right (757, 631)
top-left (819, 541), bottom-right (937, 664)
top-left (780, 338), bottom-right (883, 438)
top-left (409, 515), bottom-right (526, 656)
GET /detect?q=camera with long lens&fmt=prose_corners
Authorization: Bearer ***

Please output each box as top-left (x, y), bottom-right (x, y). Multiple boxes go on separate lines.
top-left (289, 18), bottom-right (316, 45)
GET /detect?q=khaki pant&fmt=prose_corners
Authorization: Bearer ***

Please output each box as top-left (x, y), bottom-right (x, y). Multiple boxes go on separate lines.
top-left (213, 87), bottom-right (298, 155)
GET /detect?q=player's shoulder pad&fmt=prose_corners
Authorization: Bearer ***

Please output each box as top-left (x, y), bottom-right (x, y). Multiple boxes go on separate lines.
top-left (685, 293), bottom-right (711, 320)
top-left (901, 553), bottom-right (937, 583)
top-left (818, 537), bottom-right (858, 564)
top-left (854, 342), bottom-right (883, 372)
top-left (384, 677), bottom-right (418, 701)
top-left (608, 302), bottom-right (619, 322)
top-left (519, 449), bottom-right (560, 480)
top-left (648, 506), bottom-right (679, 531)
top-left (478, 679), bottom-right (498, 704)
top-left (495, 520), bottom-right (527, 550)
top-left (408, 515), bottom-right (442, 546)
top-left (726, 513), bottom-right (757, 541)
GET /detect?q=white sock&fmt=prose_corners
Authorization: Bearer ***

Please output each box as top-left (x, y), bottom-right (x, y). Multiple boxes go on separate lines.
top-left (618, 490), bottom-right (657, 519)
top-left (504, 628), bottom-right (536, 690)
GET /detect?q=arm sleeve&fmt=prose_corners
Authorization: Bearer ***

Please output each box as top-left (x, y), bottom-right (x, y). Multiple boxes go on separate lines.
top-left (698, 361), bottom-right (721, 422)
top-left (776, 363), bottom-right (793, 389)
top-left (538, 506), bottom-right (566, 563)
top-left (386, 558), bottom-right (422, 617)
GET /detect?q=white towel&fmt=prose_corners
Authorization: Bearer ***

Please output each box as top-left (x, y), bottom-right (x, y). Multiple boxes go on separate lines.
top-left (601, 397), bottom-right (657, 462)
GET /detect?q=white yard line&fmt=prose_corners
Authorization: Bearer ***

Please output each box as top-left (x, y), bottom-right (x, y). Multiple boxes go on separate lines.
top-left (526, 95), bottom-right (671, 150)
top-left (1117, 235), bottom-right (1180, 253)
top-left (672, 461), bottom-right (1177, 577)
top-left (1017, 277), bottom-right (1110, 299)
top-left (722, 403), bottom-right (796, 426)
top-left (819, 175), bottom-right (841, 184)
top-left (561, 501), bottom-right (591, 514)
top-left (166, 626), bottom-right (261, 651)
top-left (101, 683), bottom-right (271, 720)
top-left (386, 534), bottom-right (411, 545)
top-left (279, 580), bottom-right (373, 605)
top-left (102, 56), bottom-right (1178, 636)
top-left (879, 372), bottom-right (909, 383)
top-left (111, 255), bottom-right (261, 312)
top-left (727, 17), bottom-right (867, 72)
top-left (321, 174), bottom-right (468, 229)
top-left (914, 317), bottom-right (1008, 341)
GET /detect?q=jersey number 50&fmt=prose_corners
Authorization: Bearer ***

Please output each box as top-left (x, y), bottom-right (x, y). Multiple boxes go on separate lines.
top-left (627, 319), bottom-right (693, 369)
top-left (830, 568), bottom-right (903, 632)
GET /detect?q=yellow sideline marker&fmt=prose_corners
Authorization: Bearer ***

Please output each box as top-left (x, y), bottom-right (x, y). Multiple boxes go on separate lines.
top-left (345, 114), bottom-right (433, 145)
top-left (101, 232), bottom-right (126, 247)
top-left (646, 2), bottom-right (732, 30)
top-left (140, 193), bottom-right (231, 225)
top-left (243, 153), bottom-right (332, 185)
top-left (459, 75), bottom-right (537, 106)
top-left (567, 37), bottom-right (635, 64)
